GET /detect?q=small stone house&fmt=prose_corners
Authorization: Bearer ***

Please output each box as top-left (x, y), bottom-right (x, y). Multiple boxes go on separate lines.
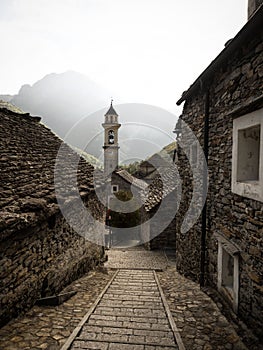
top-left (106, 169), bottom-right (148, 245)
top-left (110, 169), bottom-right (148, 194)
top-left (139, 154), bottom-right (171, 183)
top-left (0, 108), bottom-right (105, 326)
top-left (175, 3), bottom-right (262, 338)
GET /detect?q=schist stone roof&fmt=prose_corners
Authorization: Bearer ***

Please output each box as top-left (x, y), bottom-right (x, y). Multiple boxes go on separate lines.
top-left (115, 170), bottom-right (148, 190)
top-left (0, 108), bottom-right (95, 240)
top-left (142, 154), bottom-right (172, 169)
top-left (140, 160), bottom-right (155, 169)
top-left (143, 166), bottom-right (178, 212)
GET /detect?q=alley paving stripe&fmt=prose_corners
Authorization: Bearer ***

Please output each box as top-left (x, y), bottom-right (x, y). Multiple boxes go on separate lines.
top-left (61, 269), bottom-right (185, 350)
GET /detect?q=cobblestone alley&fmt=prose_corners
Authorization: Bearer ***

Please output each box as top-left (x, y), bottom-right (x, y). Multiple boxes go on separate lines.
top-left (0, 247), bottom-right (260, 350)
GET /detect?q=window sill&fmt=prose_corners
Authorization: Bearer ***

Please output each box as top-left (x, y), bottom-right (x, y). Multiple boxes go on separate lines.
top-left (232, 180), bottom-right (262, 202)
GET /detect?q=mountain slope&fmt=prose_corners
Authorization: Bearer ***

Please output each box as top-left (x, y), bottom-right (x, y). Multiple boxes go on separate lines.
top-left (7, 71), bottom-right (176, 160)
top-left (11, 71), bottom-right (109, 138)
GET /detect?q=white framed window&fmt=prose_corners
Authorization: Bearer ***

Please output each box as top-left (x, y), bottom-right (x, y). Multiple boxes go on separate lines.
top-left (215, 233), bottom-right (240, 313)
top-left (232, 108), bottom-right (263, 202)
top-left (111, 185), bottom-right (119, 193)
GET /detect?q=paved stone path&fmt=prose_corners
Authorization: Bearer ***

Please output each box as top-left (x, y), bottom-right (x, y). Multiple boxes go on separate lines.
top-left (62, 269), bottom-right (184, 350)
top-left (0, 247), bottom-right (260, 350)
top-left (157, 267), bottom-right (253, 350)
top-left (104, 247), bottom-right (169, 270)
top-left (0, 268), bottom-right (115, 350)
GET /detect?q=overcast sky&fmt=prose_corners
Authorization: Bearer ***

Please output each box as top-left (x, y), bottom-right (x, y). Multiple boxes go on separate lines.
top-left (0, 0), bottom-right (247, 113)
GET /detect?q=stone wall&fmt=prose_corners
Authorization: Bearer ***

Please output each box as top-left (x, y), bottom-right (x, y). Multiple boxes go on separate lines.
top-left (0, 192), bottom-right (105, 327)
top-left (0, 108), bottom-right (107, 327)
top-left (141, 191), bottom-right (177, 250)
top-left (176, 29), bottom-right (263, 336)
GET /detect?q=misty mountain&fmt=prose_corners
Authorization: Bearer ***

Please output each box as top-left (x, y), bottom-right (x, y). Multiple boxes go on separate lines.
top-left (65, 103), bottom-right (176, 163)
top-left (11, 71), bottom-right (108, 138)
top-left (8, 71), bottom-right (176, 160)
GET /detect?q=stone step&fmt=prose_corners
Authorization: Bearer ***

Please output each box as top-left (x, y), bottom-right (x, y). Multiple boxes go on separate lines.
top-left (76, 330), bottom-right (177, 346)
top-left (87, 319), bottom-right (171, 331)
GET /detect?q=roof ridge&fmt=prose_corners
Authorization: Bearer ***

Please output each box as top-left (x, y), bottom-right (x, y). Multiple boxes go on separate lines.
top-left (116, 169), bottom-right (148, 189)
top-left (0, 107), bottom-right (41, 122)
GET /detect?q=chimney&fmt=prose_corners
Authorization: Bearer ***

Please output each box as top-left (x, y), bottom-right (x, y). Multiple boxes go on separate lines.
top-left (248, 0), bottom-right (263, 19)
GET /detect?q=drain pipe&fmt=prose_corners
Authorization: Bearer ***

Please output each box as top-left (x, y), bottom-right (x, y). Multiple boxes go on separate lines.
top-left (200, 89), bottom-right (210, 288)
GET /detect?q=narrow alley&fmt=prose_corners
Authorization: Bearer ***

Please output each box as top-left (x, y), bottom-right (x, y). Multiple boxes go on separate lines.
top-left (0, 247), bottom-right (256, 350)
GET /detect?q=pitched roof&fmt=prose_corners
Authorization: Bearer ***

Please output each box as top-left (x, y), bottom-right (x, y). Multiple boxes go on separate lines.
top-left (145, 153), bottom-right (172, 168)
top-left (0, 100), bottom-right (24, 114)
top-left (143, 166), bottom-right (178, 211)
top-left (105, 101), bottom-right (118, 116)
top-left (0, 108), bottom-right (95, 240)
top-left (140, 160), bottom-right (156, 169)
top-left (115, 170), bottom-right (148, 190)
top-left (177, 4), bottom-right (263, 105)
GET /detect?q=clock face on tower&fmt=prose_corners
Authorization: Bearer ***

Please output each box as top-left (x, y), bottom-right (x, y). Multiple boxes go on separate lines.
top-left (108, 130), bottom-right (115, 144)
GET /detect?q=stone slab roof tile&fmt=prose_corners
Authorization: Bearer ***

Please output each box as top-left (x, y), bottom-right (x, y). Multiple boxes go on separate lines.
top-left (0, 108), bottom-right (95, 238)
top-left (143, 166), bottom-right (178, 211)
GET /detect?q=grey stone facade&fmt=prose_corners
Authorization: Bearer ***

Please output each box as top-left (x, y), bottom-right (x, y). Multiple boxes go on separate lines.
top-left (142, 194), bottom-right (177, 250)
top-left (0, 194), bottom-right (104, 326)
top-left (141, 167), bottom-right (179, 250)
top-left (0, 108), bottom-right (105, 326)
top-left (111, 170), bottom-right (148, 193)
top-left (175, 6), bottom-right (263, 338)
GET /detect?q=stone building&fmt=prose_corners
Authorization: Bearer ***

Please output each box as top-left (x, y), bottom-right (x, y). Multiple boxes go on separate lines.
top-left (105, 169), bottom-right (148, 246)
top-left (111, 169), bottom-right (148, 194)
top-left (0, 108), bottom-right (105, 326)
top-left (139, 154), bottom-right (172, 183)
top-left (139, 160), bottom-right (156, 178)
top-left (141, 166), bottom-right (178, 250)
top-left (175, 3), bottom-right (263, 337)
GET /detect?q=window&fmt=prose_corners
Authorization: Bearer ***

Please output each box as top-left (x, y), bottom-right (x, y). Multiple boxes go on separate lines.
top-left (232, 108), bottom-right (263, 202)
top-left (112, 185), bottom-right (118, 193)
top-left (216, 233), bottom-right (240, 312)
top-left (108, 130), bottom-right (115, 144)
top-left (221, 248), bottom-right (234, 292)
top-left (237, 125), bottom-right (260, 182)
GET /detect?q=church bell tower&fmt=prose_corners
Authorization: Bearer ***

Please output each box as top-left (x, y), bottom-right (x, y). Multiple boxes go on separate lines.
top-left (102, 100), bottom-right (121, 175)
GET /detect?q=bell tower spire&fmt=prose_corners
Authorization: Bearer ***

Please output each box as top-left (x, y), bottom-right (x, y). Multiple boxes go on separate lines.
top-left (102, 100), bottom-right (121, 175)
